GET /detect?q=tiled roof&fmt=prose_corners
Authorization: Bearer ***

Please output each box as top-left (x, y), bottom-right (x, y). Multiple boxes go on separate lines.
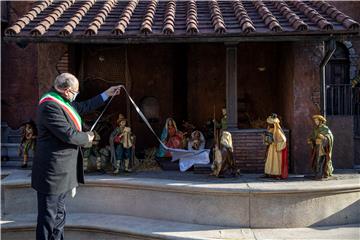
top-left (4, 0), bottom-right (359, 42)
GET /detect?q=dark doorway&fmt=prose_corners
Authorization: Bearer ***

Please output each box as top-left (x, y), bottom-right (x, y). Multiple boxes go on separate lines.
top-left (326, 42), bottom-right (352, 115)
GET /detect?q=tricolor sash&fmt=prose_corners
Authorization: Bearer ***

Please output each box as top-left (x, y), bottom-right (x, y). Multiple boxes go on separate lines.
top-left (39, 92), bottom-right (82, 131)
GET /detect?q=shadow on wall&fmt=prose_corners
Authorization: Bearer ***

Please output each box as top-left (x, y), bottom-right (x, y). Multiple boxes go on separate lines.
top-left (310, 199), bottom-right (360, 227)
top-left (327, 116), bottom-right (354, 169)
top-left (355, 138), bottom-right (360, 166)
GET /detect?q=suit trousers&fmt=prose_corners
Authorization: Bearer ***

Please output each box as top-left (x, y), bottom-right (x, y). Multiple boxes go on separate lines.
top-left (36, 191), bottom-right (67, 240)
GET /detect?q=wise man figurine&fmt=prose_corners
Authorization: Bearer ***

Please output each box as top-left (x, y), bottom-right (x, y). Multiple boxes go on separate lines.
top-left (307, 115), bottom-right (334, 180)
top-left (263, 114), bottom-right (288, 179)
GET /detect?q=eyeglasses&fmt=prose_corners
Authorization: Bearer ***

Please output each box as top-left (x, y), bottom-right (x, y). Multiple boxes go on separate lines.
top-left (69, 89), bottom-right (80, 95)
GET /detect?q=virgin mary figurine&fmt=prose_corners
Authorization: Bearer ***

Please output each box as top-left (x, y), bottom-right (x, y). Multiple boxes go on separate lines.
top-left (157, 118), bottom-right (184, 157)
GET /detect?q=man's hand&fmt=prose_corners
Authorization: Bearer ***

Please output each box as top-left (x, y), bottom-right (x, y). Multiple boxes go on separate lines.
top-left (105, 85), bottom-right (123, 97)
top-left (87, 131), bottom-right (95, 142)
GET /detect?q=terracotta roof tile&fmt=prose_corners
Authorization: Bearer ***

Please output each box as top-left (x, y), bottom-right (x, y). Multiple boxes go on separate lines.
top-left (26, 11), bottom-right (37, 19)
top-left (232, 0), bottom-right (255, 33)
top-left (85, 0), bottom-right (117, 36)
top-left (30, 0), bottom-right (75, 36)
top-left (186, 0), bottom-right (199, 34)
top-left (253, 1), bottom-right (282, 32)
top-left (5, 0), bottom-right (53, 36)
top-left (18, 17), bottom-right (31, 26)
top-left (113, 0), bottom-right (139, 35)
top-left (273, 1), bottom-right (308, 31)
top-left (163, 1), bottom-right (176, 34)
top-left (290, 1), bottom-right (333, 30)
top-left (15, 20), bottom-right (26, 29)
top-left (59, 0), bottom-right (96, 36)
top-left (311, 1), bottom-right (359, 30)
top-left (209, 0), bottom-right (226, 33)
top-left (140, 0), bottom-right (158, 34)
top-left (32, 6), bottom-right (42, 15)
top-left (4, 0), bottom-right (359, 40)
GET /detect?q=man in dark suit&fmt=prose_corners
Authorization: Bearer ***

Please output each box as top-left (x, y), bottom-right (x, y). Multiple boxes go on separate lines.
top-left (32, 73), bottom-right (122, 240)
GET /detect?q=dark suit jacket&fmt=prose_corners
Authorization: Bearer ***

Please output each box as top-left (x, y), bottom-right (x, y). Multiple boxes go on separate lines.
top-left (32, 91), bottom-right (105, 194)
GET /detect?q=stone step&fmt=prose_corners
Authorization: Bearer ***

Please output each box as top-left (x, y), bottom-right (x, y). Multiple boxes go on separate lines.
top-left (193, 163), bottom-right (212, 174)
top-left (1, 156), bottom-right (33, 168)
top-left (2, 170), bottom-right (360, 228)
top-left (1, 213), bottom-right (359, 240)
top-left (1, 143), bottom-right (21, 158)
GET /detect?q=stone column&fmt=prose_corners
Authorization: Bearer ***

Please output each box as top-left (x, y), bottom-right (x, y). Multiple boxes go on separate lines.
top-left (226, 44), bottom-right (238, 130)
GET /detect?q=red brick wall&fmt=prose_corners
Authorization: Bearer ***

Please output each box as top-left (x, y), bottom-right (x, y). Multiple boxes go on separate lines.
top-left (37, 44), bottom-right (68, 96)
top-left (290, 42), bottom-right (324, 173)
top-left (232, 129), bottom-right (289, 173)
top-left (1, 42), bottom-right (68, 129)
top-left (1, 1), bottom-right (68, 129)
top-left (1, 43), bottom-right (38, 128)
top-left (232, 130), bottom-right (267, 173)
top-left (1, 1), bottom-right (37, 128)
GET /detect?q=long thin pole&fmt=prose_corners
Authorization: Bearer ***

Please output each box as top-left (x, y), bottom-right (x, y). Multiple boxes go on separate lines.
top-left (320, 39), bottom-right (336, 118)
top-left (90, 93), bottom-right (117, 132)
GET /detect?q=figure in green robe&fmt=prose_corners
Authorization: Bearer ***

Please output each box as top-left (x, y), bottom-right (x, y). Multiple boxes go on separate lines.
top-left (214, 107), bottom-right (227, 132)
top-left (308, 115), bottom-right (334, 179)
top-left (83, 131), bottom-right (105, 173)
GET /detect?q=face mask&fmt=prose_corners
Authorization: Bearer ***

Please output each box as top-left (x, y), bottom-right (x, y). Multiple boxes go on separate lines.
top-left (70, 92), bottom-right (79, 102)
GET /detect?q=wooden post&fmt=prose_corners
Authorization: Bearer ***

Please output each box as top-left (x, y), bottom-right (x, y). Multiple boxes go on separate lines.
top-left (225, 43), bottom-right (238, 130)
top-left (125, 47), bottom-right (132, 126)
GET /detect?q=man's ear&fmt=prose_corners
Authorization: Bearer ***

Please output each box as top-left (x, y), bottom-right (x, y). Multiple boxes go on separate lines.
top-left (54, 85), bottom-right (67, 94)
top-left (63, 88), bottom-right (71, 97)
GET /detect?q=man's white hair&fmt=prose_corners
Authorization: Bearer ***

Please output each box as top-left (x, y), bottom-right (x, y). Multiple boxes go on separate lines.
top-left (54, 73), bottom-right (78, 90)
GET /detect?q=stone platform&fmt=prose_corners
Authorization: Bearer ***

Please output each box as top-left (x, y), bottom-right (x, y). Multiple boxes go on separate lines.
top-left (1, 168), bottom-right (360, 239)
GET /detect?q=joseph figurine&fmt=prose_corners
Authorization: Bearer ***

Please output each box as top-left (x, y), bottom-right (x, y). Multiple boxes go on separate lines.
top-left (307, 115), bottom-right (334, 179)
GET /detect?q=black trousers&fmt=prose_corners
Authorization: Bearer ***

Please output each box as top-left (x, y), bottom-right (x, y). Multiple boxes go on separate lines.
top-left (36, 191), bottom-right (67, 240)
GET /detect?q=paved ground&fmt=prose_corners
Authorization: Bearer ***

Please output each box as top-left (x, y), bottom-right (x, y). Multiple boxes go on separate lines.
top-left (2, 213), bottom-right (360, 240)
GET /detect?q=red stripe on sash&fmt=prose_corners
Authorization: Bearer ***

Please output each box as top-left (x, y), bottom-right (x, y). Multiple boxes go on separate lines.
top-left (40, 98), bottom-right (81, 131)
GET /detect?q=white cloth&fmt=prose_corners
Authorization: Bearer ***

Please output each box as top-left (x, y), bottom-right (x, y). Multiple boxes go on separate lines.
top-left (170, 148), bottom-right (210, 172)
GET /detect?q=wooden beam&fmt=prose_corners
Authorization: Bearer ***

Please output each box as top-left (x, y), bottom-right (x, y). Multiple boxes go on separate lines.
top-left (226, 43), bottom-right (238, 130)
top-left (3, 31), bottom-right (359, 45)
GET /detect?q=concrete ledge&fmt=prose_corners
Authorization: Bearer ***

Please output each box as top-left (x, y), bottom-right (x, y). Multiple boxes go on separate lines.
top-left (3, 171), bottom-right (360, 195)
top-left (2, 213), bottom-right (359, 240)
top-left (2, 171), bottom-right (360, 228)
